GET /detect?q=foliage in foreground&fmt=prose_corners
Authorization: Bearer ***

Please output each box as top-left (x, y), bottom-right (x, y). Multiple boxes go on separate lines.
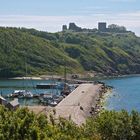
top-left (1, 106), bottom-right (140, 140)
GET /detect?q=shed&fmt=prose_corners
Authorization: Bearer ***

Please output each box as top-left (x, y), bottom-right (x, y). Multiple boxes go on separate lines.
top-left (0, 95), bottom-right (8, 105)
top-left (6, 98), bottom-right (20, 110)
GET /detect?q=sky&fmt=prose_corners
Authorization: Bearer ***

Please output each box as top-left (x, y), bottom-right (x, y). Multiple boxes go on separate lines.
top-left (0, 0), bottom-right (139, 36)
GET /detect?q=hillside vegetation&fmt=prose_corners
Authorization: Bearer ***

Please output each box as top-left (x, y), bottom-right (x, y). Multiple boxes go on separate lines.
top-left (0, 27), bottom-right (82, 77)
top-left (0, 26), bottom-right (140, 77)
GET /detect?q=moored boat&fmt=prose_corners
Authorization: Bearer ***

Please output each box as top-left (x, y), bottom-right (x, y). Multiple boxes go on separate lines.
top-left (6, 90), bottom-right (33, 98)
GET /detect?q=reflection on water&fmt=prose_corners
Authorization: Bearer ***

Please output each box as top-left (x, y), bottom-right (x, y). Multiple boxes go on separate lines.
top-left (0, 79), bottom-right (61, 106)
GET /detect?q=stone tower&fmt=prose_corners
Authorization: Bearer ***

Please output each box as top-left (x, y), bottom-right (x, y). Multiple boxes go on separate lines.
top-left (62, 25), bottom-right (67, 31)
top-left (98, 22), bottom-right (107, 32)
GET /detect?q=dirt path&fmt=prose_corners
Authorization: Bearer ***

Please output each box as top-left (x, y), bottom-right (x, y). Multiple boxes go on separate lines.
top-left (26, 106), bottom-right (52, 115)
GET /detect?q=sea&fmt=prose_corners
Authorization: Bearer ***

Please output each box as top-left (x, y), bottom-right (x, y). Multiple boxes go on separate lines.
top-left (0, 79), bottom-right (61, 106)
top-left (102, 75), bottom-right (140, 112)
top-left (1, 76), bottom-right (140, 111)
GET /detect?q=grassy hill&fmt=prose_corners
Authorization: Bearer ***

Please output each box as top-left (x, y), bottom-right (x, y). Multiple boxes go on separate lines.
top-left (0, 27), bottom-right (140, 78)
top-left (0, 27), bottom-right (83, 78)
top-left (58, 31), bottom-right (140, 75)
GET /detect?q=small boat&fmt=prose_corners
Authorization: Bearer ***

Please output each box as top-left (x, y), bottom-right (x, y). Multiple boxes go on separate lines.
top-left (22, 91), bottom-right (33, 98)
top-left (36, 83), bottom-right (57, 89)
top-left (38, 93), bottom-right (53, 105)
top-left (33, 94), bottom-right (40, 98)
top-left (48, 100), bottom-right (57, 107)
top-left (53, 95), bottom-right (63, 103)
top-left (7, 90), bottom-right (26, 98)
top-left (38, 93), bottom-right (61, 106)
top-left (6, 90), bottom-right (33, 98)
top-left (36, 80), bottom-right (70, 90)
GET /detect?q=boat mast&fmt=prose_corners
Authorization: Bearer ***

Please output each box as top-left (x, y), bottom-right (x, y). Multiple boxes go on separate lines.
top-left (64, 59), bottom-right (67, 91)
top-left (51, 73), bottom-right (54, 96)
top-left (24, 55), bottom-right (28, 91)
top-left (64, 61), bottom-right (67, 84)
top-left (25, 53), bottom-right (28, 78)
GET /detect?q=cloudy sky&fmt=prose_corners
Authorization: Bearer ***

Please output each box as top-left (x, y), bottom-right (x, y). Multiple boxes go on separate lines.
top-left (0, 0), bottom-right (140, 36)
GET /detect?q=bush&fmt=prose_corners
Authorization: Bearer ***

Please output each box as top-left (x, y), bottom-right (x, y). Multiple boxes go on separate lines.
top-left (1, 105), bottom-right (140, 140)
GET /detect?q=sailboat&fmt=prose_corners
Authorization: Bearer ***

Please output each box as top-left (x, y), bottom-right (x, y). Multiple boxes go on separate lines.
top-left (38, 75), bottom-right (61, 106)
top-left (7, 57), bottom-right (33, 99)
top-left (61, 62), bottom-right (71, 96)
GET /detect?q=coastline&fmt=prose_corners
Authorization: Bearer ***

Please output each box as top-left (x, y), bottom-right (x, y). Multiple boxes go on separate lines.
top-left (53, 83), bottom-right (110, 125)
top-left (1, 74), bottom-right (114, 124)
top-left (6, 73), bottom-right (140, 82)
top-left (100, 88), bottom-right (113, 111)
top-left (25, 82), bottom-right (111, 125)
top-left (93, 73), bottom-right (140, 81)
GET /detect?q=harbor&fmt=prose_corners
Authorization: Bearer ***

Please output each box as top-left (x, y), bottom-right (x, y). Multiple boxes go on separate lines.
top-left (0, 79), bottom-right (64, 106)
top-left (0, 78), bottom-right (109, 124)
top-left (0, 77), bottom-right (83, 106)
top-left (26, 82), bottom-right (109, 125)
top-left (54, 83), bottom-right (107, 125)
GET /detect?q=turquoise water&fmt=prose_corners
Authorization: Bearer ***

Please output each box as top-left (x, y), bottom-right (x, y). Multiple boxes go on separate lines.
top-left (0, 79), bottom-right (60, 95)
top-left (1, 77), bottom-right (140, 109)
top-left (0, 79), bottom-right (61, 106)
top-left (103, 76), bottom-right (140, 112)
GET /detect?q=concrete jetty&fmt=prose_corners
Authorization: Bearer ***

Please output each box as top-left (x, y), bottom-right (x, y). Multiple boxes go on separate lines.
top-left (55, 83), bottom-right (103, 125)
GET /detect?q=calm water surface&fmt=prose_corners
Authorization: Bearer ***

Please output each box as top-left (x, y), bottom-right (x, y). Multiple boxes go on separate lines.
top-left (103, 76), bottom-right (140, 112)
top-left (0, 79), bottom-right (61, 106)
top-left (1, 77), bottom-right (140, 109)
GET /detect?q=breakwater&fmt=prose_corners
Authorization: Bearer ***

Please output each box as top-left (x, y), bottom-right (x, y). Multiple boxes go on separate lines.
top-left (54, 83), bottom-right (108, 125)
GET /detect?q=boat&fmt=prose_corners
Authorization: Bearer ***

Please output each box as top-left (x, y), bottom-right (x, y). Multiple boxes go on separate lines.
top-left (22, 91), bottom-right (33, 98)
top-left (36, 83), bottom-right (57, 89)
top-left (48, 100), bottom-right (57, 107)
top-left (36, 82), bottom-right (65, 90)
top-left (33, 93), bottom-right (40, 98)
top-left (7, 90), bottom-right (25, 98)
top-left (39, 93), bottom-right (53, 104)
top-left (38, 92), bottom-right (64, 106)
top-left (53, 95), bottom-right (63, 103)
top-left (12, 58), bottom-right (34, 99)
top-left (6, 90), bottom-right (33, 98)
